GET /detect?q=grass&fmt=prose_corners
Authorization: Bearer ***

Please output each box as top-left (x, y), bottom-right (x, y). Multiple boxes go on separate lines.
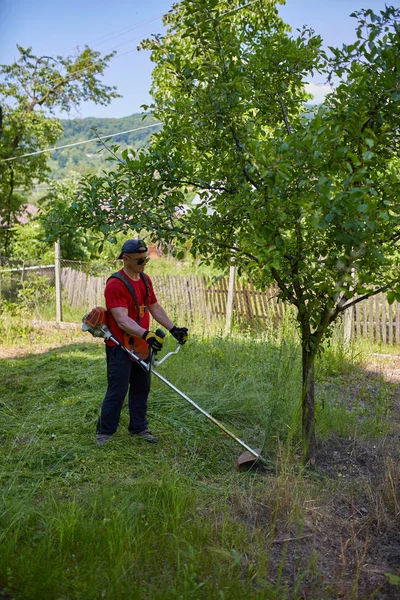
top-left (0, 316), bottom-right (399, 599)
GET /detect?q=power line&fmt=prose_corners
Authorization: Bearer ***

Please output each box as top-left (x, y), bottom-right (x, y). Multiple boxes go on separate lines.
top-left (69, 13), bottom-right (165, 55)
top-left (100, 29), bottom-right (161, 55)
top-left (115, 1), bottom-right (262, 59)
top-left (68, 14), bottom-right (165, 59)
top-left (25, 22), bottom-right (159, 100)
top-left (89, 14), bottom-right (165, 51)
top-left (0, 122), bottom-right (162, 163)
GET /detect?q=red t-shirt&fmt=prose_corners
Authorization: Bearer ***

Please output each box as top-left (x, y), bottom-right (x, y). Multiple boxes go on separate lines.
top-left (104, 269), bottom-right (157, 357)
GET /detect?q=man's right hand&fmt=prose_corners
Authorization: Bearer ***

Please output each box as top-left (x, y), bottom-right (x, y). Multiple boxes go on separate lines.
top-left (142, 330), bottom-right (165, 352)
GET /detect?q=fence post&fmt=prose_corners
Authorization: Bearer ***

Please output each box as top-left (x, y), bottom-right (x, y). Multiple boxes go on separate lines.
top-left (225, 265), bottom-right (236, 335)
top-left (343, 269), bottom-right (355, 345)
top-left (55, 239), bottom-right (63, 323)
top-left (343, 306), bottom-right (353, 344)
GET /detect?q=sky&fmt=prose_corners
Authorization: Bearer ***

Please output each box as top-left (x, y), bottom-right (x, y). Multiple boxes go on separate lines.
top-left (1, 0), bottom-right (393, 120)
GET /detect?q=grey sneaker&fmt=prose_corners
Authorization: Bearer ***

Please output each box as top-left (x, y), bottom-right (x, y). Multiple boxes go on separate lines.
top-left (131, 429), bottom-right (158, 443)
top-left (96, 433), bottom-right (111, 447)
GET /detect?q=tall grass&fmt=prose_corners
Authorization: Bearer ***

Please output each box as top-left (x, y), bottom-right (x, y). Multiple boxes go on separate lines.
top-left (0, 311), bottom-right (398, 598)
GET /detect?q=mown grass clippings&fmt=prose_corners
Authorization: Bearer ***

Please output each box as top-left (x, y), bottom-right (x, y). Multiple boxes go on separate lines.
top-left (0, 325), bottom-right (399, 598)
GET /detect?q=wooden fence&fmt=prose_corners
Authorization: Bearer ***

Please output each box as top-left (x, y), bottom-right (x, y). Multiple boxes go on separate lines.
top-left (353, 293), bottom-right (400, 345)
top-left (61, 267), bottom-right (400, 343)
top-left (61, 268), bottom-right (284, 328)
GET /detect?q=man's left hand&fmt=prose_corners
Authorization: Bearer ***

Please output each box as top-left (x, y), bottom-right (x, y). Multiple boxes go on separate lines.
top-left (170, 326), bottom-right (188, 345)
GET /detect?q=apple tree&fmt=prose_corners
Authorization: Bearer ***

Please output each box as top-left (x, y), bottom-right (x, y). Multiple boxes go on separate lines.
top-left (50, 1), bottom-right (400, 463)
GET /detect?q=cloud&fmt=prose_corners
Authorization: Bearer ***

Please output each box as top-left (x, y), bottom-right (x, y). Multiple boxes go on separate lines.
top-left (305, 82), bottom-right (333, 104)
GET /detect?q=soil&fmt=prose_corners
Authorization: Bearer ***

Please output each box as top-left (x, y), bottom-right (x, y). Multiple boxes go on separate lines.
top-left (292, 354), bottom-right (400, 599)
top-left (229, 354), bottom-right (400, 599)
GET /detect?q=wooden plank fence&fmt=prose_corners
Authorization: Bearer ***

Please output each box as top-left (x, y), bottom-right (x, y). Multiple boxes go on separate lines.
top-left (60, 267), bottom-right (283, 329)
top-left (352, 293), bottom-right (400, 345)
top-left (60, 267), bottom-right (400, 344)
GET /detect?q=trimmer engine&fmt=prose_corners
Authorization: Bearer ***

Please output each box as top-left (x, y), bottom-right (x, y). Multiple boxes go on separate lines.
top-left (82, 306), bottom-right (111, 339)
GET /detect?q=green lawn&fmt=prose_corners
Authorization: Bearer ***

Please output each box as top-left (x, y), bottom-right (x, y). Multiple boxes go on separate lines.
top-left (0, 320), bottom-right (399, 599)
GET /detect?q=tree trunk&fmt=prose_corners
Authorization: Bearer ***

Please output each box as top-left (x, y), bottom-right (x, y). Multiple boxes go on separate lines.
top-left (301, 345), bottom-right (316, 466)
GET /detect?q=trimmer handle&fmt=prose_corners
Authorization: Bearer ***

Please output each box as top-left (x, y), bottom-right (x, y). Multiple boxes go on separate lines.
top-left (149, 328), bottom-right (166, 366)
top-left (151, 327), bottom-right (182, 366)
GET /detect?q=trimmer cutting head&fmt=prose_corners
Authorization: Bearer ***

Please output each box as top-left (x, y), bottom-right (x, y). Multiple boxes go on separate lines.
top-left (236, 449), bottom-right (275, 473)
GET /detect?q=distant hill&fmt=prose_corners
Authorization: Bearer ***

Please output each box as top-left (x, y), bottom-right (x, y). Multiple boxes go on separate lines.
top-left (48, 113), bottom-right (161, 180)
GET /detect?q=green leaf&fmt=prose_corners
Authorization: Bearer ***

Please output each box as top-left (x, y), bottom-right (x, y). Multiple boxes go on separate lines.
top-left (385, 573), bottom-right (400, 586)
top-left (362, 150), bottom-right (374, 160)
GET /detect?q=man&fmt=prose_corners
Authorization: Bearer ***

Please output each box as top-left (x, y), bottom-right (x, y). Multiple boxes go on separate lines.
top-left (96, 239), bottom-right (188, 446)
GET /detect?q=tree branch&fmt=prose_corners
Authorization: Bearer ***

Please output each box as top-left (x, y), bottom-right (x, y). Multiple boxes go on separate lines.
top-left (229, 126), bottom-right (262, 190)
top-left (278, 98), bottom-right (292, 135)
top-left (271, 267), bottom-right (299, 307)
top-left (331, 284), bottom-right (391, 317)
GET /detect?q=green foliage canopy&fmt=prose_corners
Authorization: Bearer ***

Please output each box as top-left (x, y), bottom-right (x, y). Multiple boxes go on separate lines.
top-left (0, 44), bottom-right (120, 255)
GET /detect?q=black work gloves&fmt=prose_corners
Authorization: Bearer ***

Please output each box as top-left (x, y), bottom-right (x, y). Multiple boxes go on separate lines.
top-left (169, 325), bottom-right (188, 345)
top-left (142, 330), bottom-right (165, 352)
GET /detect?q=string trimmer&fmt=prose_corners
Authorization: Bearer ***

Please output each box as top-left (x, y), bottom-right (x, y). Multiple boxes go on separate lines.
top-left (82, 307), bottom-right (273, 471)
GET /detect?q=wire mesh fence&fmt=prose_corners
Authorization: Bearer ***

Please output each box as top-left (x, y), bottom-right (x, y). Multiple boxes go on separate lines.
top-left (0, 257), bottom-right (56, 305)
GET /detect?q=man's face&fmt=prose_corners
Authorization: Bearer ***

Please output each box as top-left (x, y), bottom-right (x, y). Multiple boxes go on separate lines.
top-left (123, 252), bottom-right (150, 273)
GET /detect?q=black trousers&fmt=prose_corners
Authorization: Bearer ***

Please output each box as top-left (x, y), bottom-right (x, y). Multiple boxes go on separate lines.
top-left (97, 345), bottom-right (150, 435)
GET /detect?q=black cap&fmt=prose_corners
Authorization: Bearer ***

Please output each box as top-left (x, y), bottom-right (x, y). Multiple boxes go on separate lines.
top-left (118, 239), bottom-right (148, 259)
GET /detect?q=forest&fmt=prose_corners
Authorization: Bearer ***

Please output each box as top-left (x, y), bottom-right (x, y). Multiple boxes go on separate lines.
top-left (47, 113), bottom-right (161, 179)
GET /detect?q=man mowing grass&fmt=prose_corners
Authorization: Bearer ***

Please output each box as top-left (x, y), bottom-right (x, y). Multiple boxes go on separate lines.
top-left (96, 239), bottom-right (188, 447)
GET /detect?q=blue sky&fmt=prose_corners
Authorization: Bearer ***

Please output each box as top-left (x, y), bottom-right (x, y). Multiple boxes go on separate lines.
top-left (1, 0), bottom-right (391, 119)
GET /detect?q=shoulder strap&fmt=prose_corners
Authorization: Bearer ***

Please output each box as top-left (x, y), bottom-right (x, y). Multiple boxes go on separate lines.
top-left (107, 271), bottom-right (149, 324)
top-left (140, 272), bottom-right (150, 305)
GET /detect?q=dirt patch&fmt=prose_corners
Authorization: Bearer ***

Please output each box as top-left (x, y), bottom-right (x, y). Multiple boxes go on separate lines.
top-left (367, 354), bottom-right (400, 384)
top-left (229, 354), bottom-right (400, 599)
top-left (312, 356), bottom-right (400, 598)
top-left (0, 320), bottom-right (101, 360)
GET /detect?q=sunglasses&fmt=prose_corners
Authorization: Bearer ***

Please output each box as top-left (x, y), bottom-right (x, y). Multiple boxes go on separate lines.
top-left (136, 256), bottom-right (150, 265)
top-left (125, 254), bottom-right (150, 265)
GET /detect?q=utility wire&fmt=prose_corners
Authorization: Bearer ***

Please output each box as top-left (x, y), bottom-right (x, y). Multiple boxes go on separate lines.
top-left (0, 122), bottom-right (161, 163)
top-left (68, 14), bottom-right (165, 58)
top-left (64, 1), bottom-right (259, 70)
top-left (115, 1), bottom-right (262, 58)
top-left (69, 13), bottom-right (165, 55)
top-left (100, 29), bottom-right (160, 55)
top-left (23, 31), bottom-right (150, 97)
top-left (89, 14), bottom-right (165, 51)
top-left (4, 2), bottom-right (259, 101)
top-left (2, 0), bottom-right (261, 164)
